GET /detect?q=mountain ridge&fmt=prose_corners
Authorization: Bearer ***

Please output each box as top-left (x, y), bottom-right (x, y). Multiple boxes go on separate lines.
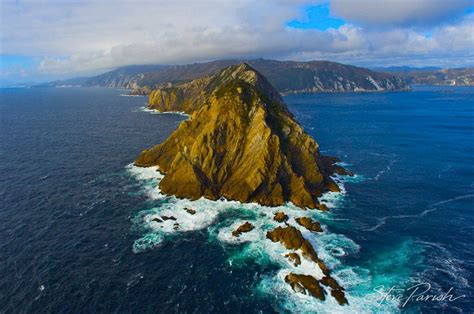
top-left (381, 67), bottom-right (474, 86)
top-left (38, 59), bottom-right (410, 93)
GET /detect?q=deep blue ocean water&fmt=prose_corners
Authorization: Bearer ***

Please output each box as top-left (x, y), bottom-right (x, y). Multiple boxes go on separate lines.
top-left (0, 86), bottom-right (472, 313)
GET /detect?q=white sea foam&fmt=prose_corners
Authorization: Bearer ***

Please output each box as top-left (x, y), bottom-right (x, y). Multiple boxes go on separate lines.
top-left (120, 94), bottom-right (146, 97)
top-left (374, 159), bottom-right (396, 181)
top-left (431, 194), bottom-right (474, 207)
top-left (127, 163), bottom-right (400, 312)
top-left (139, 106), bottom-right (190, 117)
top-left (416, 240), bottom-right (471, 289)
top-left (126, 164), bottom-right (163, 181)
top-left (365, 193), bottom-right (474, 231)
top-left (310, 232), bottom-right (360, 266)
top-left (368, 152), bottom-right (397, 158)
top-left (257, 269), bottom-right (400, 314)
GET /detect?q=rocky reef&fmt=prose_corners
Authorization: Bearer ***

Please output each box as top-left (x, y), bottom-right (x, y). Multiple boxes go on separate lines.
top-left (266, 224), bottom-right (347, 305)
top-left (136, 63), bottom-right (343, 209)
top-left (295, 217), bottom-right (323, 232)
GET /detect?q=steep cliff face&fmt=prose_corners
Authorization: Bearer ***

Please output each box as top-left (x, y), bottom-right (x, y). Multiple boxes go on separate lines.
top-left (148, 77), bottom-right (214, 113)
top-left (136, 63), bottom-right (340, 209)
top-left (249, 59), bottom-right (409, 93)
top-left (83, 65), bottom-right (166, 88)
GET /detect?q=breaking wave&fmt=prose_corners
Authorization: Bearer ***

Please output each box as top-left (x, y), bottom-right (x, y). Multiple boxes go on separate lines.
top-left (120, 94), bottom-right (146, 97)
top-left (139, 106), bottom-right (190, 117)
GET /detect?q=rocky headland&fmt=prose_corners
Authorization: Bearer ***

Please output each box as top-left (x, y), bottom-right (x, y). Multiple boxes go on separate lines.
top-left (380, 67), bottom-right (474, 86)
top-left (136, 63), bottom-right (347, 209)
top-left (135, 63), bottom-right (351, 305)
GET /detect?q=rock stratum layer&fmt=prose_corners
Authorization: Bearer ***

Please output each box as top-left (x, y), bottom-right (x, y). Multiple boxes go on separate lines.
top-left (135, 63), bottom-right (341, 209)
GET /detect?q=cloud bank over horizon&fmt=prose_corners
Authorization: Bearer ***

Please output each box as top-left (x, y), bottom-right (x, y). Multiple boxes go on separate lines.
top-left (1, 0), bottom-right (473, 84)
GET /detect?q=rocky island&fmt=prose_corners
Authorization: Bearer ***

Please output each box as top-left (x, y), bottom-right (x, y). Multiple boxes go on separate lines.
top-left (136, 63), bottom-right (350, 208)
top-left (135, 63), bottom-right (351, 305)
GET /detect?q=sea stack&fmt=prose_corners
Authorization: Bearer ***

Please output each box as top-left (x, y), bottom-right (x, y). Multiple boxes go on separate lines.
top-left (135, 63), bottom-right (342, 209)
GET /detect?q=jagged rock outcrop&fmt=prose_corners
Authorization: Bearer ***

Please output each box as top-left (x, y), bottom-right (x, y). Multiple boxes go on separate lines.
top-left (285, 273), bottom-right (326, 301)
top-left (320, 156), bottom-right (353, 177)
top-left (266, 225), bottom-right (325, 268)
top-left (232, 222), bottom-right (254, 237)
top-left (274, 212), bottom-right (289, 223)
top-left (266, 225), bottom-right (347, 305)
top-left (184, 207), bottom-right (196, 215)
top-left (295, 217), bottom-right (323, 232)
top-left (285, 252), bottom-right (301, 266)
top-left (136, 63), bottom-right (342, 209)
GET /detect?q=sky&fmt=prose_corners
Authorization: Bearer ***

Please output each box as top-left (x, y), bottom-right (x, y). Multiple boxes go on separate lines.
top-left (0, 0), bottom-right (473, 85)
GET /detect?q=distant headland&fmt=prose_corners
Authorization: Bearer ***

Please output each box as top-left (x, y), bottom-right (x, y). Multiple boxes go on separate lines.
top-left (37, 58), bottom-right (410, 94)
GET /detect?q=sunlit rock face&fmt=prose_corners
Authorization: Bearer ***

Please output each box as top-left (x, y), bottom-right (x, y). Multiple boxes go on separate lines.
top-left (136, 63), bottom-right (341, 209)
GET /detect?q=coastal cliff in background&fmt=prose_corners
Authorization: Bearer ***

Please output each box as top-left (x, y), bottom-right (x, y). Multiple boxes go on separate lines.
top-left (40, 59), bottom-right (409, 93)
top-left (377, 67), bottom-right (474, 86)
top-left (136, 63), bottom-right (348, 209)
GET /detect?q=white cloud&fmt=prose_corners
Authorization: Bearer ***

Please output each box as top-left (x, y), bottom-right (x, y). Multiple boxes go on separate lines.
top-left (0, 0), bottom-right (473, 79)
top-left (331, 0), bottom-right (472, 27)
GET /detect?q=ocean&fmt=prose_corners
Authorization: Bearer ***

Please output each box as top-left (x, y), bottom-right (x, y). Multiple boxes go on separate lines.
top-left (0, 86), bottom-right (472, 313)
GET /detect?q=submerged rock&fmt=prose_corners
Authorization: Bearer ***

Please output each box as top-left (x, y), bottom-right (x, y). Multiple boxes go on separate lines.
top-left (285, 273), bottom-right (325, 301)
top-left (161, 215), bottom-right (177, 221)
top-left (295, 217), bottom-right (323, 232)
top-left (184, 207), bottom-right (196, 215)
top-left (135, 63), bottom-right (344, 209)
top-left (232, 222), bottom-right (254, 237)
top-left (274, 212), bottom-right (289, 223)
